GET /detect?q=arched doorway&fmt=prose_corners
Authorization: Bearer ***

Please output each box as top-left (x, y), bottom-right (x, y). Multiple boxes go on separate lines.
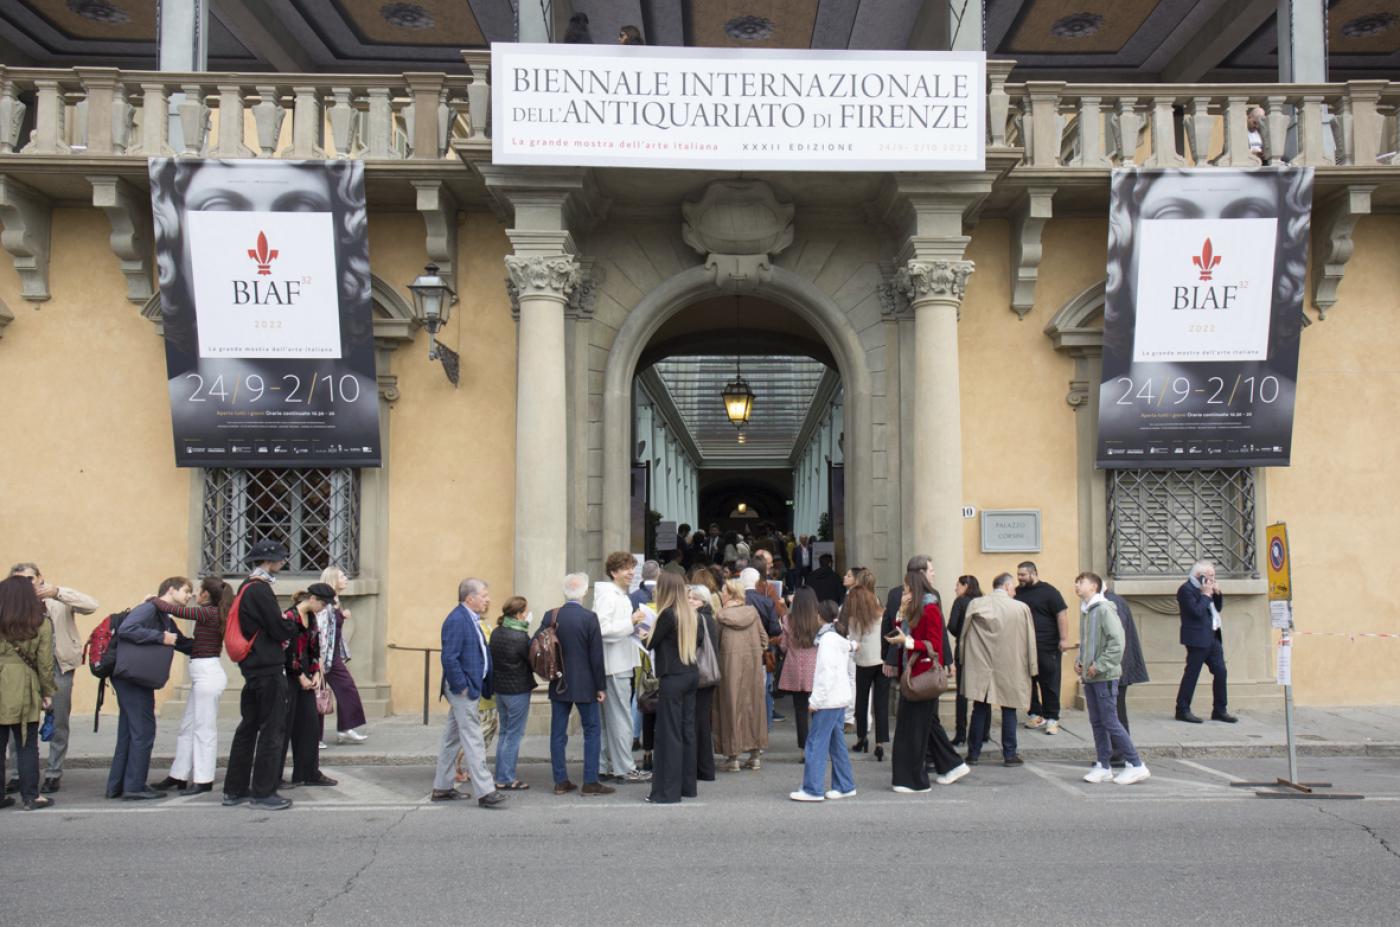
top-left (601, 263), bottom-right (875, 572)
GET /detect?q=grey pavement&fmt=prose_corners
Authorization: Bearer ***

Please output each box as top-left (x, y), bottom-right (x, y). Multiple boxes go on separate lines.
top-left (5, 755), bottom-right (1400, 927)
top-left (55, 700), bottom-right (1400, 772)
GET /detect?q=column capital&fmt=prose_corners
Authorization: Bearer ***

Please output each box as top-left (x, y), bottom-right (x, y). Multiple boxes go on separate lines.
top-left (895, 259), bottom-right (975, 305)
top-left (505, 254), bottom-right (580, 315)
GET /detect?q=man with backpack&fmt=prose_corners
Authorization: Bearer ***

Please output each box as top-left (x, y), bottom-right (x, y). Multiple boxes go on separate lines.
top-left (5, 563), bottom-right (97, 797)
top-left (222, 539), bottom-right (298, 811)
top-left (538, 573), bottom-right (610, 796)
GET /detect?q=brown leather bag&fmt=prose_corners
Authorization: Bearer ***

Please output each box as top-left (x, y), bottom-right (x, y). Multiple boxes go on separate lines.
top-left (899, 643), bottom-right (949, 702)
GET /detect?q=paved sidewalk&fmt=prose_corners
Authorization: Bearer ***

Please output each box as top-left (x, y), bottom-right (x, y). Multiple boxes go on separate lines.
top-left (58, 701), bottom-right (1400, 770)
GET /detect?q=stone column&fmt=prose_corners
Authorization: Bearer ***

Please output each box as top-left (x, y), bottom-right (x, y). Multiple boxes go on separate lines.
top-left (898, 260), bottom-right (975, 591)
top-left (506, 253), bottom-right (579, 620)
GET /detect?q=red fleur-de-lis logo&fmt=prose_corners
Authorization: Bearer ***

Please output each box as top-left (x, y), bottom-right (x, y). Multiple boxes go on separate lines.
top-left (247, 231), bottom-right (278, 275)
top-left (1191, 238), bottom-right (1221, 281)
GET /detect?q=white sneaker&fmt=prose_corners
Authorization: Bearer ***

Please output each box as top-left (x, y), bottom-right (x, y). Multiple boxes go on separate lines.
top-left (789, 790), bottom-right (824, 802)
top-left (1083, 764), bottom-right (1115, 783)
top-left (824, 788), bottom-right (857, 800)
top-left (891, 785), bottom-right (932, 794)
top-left (338, 729), bottom-right (368, 744)
top-left (935, 763), bottom-right (971, 786)
top-left (317, 741), bottom-right (328, 750)
top-left (1023, 714), bottom-right (1045, 729)
top-left (1114, 764), bottom-right (1151, 785)
top-left (1044, 720), bottom-right (1060, 735)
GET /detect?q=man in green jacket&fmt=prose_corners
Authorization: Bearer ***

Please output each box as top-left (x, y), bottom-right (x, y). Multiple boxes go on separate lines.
top-left (1074, 572), bottom-right (1149, 786)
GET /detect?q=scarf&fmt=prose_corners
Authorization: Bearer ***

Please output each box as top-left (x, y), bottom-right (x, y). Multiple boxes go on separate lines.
top-left (502, 616), bottom-right (530, 633)
top-left (248, 566), bottom-right (276, 584)
top-left (315, 603), bottom-right (337, 667)
top-left (1188, 573), bottom-right (1222, 630)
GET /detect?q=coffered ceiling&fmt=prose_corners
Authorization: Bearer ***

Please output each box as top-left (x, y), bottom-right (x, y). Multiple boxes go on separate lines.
top-left (0, 1), bottom-right (1393, 79)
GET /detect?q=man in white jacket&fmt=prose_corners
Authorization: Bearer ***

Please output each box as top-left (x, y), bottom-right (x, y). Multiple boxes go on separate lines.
top-left (595, 551), bottom-right (651, 783)
top-left (790, 618), bottom-right (858, 802)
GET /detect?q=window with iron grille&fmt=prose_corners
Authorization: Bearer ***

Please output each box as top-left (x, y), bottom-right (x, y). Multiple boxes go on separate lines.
top-left (1107, 468), bottom-right (1256, 579)
top-left (201, 469), bottom-right (360, 577)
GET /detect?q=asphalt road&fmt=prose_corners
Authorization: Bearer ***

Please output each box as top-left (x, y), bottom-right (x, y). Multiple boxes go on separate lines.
top-left (5, 755), bottom-right (1399, 927)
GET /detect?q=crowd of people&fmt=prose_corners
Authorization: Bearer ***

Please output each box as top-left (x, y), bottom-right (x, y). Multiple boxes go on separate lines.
top-left (0, 544), bottom-right (370, 810)
top-left (0, 525), bottom-right (1240, 810)
top-left (431, 521), bottom-right (1239, 809)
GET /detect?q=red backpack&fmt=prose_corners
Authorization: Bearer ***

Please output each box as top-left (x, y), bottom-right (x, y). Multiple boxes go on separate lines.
top-left (84, 609), bottom-right (131, 680)
top-left (224, 578), bottom-right (267, 663)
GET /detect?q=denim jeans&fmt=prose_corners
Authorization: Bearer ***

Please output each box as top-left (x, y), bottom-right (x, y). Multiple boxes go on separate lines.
top-left (800, 707), bottom-right (855, 798)
top-left (493, 692), bottom-right (532, 784)
top-left (551, 699), bottom-right (601, 785)
top-left (1085, 679), bottom-right (1141, 768)
top-left (765, 669), bottom-right (775, 727)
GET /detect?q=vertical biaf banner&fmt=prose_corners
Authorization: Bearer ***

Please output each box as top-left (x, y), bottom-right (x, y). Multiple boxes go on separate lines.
top-left (1097, 168), bottom-right (1313, 469)
top-left (150, 159), bottom-right (381, 468)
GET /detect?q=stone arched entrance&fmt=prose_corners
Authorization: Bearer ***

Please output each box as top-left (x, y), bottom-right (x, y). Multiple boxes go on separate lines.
top-left (600, 262), bottom-right (876, 572)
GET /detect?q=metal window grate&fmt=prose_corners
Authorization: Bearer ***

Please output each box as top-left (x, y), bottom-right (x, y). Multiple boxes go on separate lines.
top-left (1107, 468), bottom-right (1256, 579)
top-left (201, 468), bottom-right (360, 577)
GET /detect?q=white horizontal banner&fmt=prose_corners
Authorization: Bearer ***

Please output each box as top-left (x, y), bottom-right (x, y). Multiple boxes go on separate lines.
top-left (492, 43), bottom-right (985, 171)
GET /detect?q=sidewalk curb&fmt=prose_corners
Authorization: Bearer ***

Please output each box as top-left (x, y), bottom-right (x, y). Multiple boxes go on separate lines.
top-left (58, 740), bottom-right (1400, 769)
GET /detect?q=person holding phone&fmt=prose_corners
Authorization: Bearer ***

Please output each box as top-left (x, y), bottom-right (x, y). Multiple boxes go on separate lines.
top-left (1174, 561), bottom-right (1236, 724)
top-left (278, 585), bottom-right (338, 789)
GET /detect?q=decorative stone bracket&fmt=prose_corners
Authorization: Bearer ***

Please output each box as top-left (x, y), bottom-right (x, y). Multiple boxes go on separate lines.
top-left (683, 179), bottom-right (792, 296)
top-left (89, 175), bottom-right (154, 304)
top-left (1312, 185), bottom-right (1374, 321)
top-left (413, 180), bottom-right (459, 296)
top-left (0, 175), bottom-right (52, 302)
top-left (1010, 187), bottom-right (1055, 320)
top-left (1044, 280), bottom-right (1106, 410)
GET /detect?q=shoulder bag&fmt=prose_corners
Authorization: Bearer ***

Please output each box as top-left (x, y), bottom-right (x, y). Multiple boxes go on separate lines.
top-left (898, 642), bottom-right (949, 702)
top-left (696, 619), bottom-right (721, 688)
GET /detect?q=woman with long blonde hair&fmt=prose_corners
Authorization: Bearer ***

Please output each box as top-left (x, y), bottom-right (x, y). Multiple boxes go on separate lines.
top-left (643, 572), bottom-right (701, 804)
top-left (845, 567), bottom-right (889, 760)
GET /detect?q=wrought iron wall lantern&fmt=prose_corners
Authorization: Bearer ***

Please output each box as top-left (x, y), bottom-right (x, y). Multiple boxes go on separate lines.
top-left (408, 263), bottom-right (460, 386)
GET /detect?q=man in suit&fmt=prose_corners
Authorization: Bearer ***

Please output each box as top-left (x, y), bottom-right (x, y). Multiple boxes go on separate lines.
top-left (431, 578), bottom-right (508, 808)
top-left (959, 573), bottom-right (1038, 767)
top-left (1175, 560), bottom-right (1237, 723)
top-left (540, 572), bottom-right (613, 795)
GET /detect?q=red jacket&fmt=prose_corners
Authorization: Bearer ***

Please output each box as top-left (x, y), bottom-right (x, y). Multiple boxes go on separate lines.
top-left (900, 600), bottom-right (944, 678)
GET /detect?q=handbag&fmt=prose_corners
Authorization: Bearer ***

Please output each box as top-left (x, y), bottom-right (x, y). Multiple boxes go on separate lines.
top-left (315, 679), bottom-right (336, 716)
top-left (114, 640), bottom-right (176, 689)
top-left (39, 710), bottom-right (55, 742)
top-left (636, 654), bottom-right (660, 714)
top-left (696, 620), bottom-right (721, 688)
top-left (899, 644), bottom-right (949, 702)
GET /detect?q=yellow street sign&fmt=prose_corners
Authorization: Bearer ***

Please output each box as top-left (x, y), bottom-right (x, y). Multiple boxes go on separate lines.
top-left (1267, 522), bottom-right (1291, 601)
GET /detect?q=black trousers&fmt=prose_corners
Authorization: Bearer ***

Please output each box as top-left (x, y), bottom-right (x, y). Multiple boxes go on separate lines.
top-left (225, 672), bottom-right (289, 799)
top-left (892, 695), bottom-right (943, 790)
top-left (1176, 634), bottom-right (1228, 714)
top-left (1028, 644), bottom-right (1062, 720)
top-left (790, 691), bottom-right (811, 749)
top-left (854, 664), bottom-right (890, 744)
top-left (649, 671), bottom-right (698, 804)
top-left (922, 695), bottom-right (963, 775)
top-left (280, 683), bottom-right (321, 784)
top-left (0, 722), bottom-right (40, 803)
top-left (695, 685), bottom-right (716, 781)
top-left (953, 658), bottom-right (969, 741)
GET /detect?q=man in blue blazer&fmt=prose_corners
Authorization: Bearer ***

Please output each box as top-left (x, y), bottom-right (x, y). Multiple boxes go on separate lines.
top-left (431, 578), bottom-right (508, 808)
top-left (538, 573), bottom-right (611, 796)
top-left (1174, 561), bottom-right (1237, 724)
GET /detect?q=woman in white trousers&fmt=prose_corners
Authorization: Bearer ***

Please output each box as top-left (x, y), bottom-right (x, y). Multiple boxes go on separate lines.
top-left (151, 577), bottom-right (233, 795)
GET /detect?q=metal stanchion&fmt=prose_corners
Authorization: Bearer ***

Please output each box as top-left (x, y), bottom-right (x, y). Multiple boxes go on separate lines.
top-left (387, 643), bottom-right (441, 726)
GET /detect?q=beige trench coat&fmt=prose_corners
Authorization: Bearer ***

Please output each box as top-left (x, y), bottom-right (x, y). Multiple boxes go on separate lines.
top-left (712, 604), bottom-right (768, 756)
top-left (958, 590), bottom-right (1039, 710)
